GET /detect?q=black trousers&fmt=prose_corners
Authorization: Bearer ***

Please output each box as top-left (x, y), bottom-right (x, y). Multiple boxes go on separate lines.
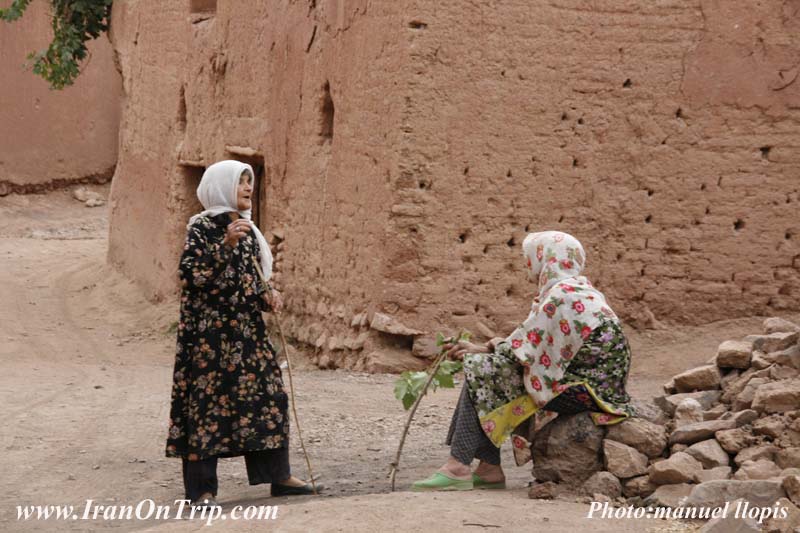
top-left (182, 447), bottom-right (291, 502)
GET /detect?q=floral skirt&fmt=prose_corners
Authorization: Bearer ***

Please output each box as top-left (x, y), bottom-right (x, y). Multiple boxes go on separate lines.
top-left (462, 319), bottom-right (635, 447)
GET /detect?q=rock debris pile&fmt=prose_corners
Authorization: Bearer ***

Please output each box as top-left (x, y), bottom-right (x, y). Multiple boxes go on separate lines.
top-left (528, 317), bottom-right (800, 532)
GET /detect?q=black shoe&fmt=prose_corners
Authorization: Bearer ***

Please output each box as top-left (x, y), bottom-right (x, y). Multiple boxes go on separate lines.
top-left (270, 481), bottom-right (323, 496)
top-left (191, 496), bottom-right (219, 508)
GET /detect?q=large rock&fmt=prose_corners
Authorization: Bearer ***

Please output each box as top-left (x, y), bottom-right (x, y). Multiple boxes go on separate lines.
top-left (746, 331), bottom-right (800, 353)
top-left (605, 417), bottom-right (667, 458)
top-left (643, 483), bottom-right (693, 508)
top-left (669, 418), bottom-right (736, 445)
top-left (732, 377), bottom-right (769, 411)
top-left (686, 439), bottom-right (730, 468)
top-left (733, 459), bottom-right (782, 480)
top-left (696, 466), bottom-right (732, 483)
top-left (410, 337), bottom-right (440, 359)
top-left (629, 398), bottom-right (669, 425)
top-left (527, 481), bottom-right (560, 500)
top-left (622, 475), bottom-right (656, 498)
top-left (735, 444), bottom-right (779, 466)
top-left (703, 404), bottom-right (729, 421)
top-left (369, 312), bottom-right (423, 337)
top-left (752, 379), bottom-right (800, 414)
top-left (764, 317), bottom-right (800, 335)
top-left (648, 451), bottom-right (702, 485)
top-left (582, 471), bottom-right (621, 498)
top-left (749, 351), bottom-right (771, 370)
top-left (721, 367), bottom-right (771, 403)
top-left (673, 365), bottom-right (722, 392)
top-left (685, 479), bottom-right (787, 508)
top-left (655, 391), bottom-right (721, 416)
top-left (603, 439), bottom-right (649, 479)
top-left (716, 427), bottom-right (760, 454)
top-left (764, 497), bottom-right (800, 533)
top-left (716, 340), bottom-right (753, 369)
top-left (753, 414), bottom-right (788, 439)
top-left (674, 398), bottom-right (703, 428)
top-left (784, 475), bottom-right (800, 507)
top-left (531, 412), bottom-right (605, 485)
top-left (699, 500), bottom-right (762, 533)
top-left (731, 409), bottom-right (759, 426)
top-left (770, 363), bottom-right (800, 381)
top-left (776, 447), bottom-right (800, 469)
top-left (764, 345), bottom-right (800, 370)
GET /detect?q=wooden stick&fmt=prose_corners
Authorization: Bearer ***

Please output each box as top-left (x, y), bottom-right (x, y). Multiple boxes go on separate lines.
top-left (388, 333), bottom-right (465, 491)
top-left (252, 255), bottom-right (318, 495)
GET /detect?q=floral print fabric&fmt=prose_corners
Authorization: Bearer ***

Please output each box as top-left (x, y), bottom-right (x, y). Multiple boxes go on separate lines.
top-left (505, 231), bottom-right (619, 410)
top-left (464, 319), bottom-right (634, 447)
top-left (165, 213), bottom-right (289, 460)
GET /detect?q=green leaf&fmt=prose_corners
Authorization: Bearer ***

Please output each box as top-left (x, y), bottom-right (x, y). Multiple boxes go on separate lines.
top-left (436, 332), bottom-right (446, 346)
top-left (434, 372), bottom-right (454, 388)
top-left (393, 376), bottom-right (410, 402)
top-left (401, 392), bottom-right (415, 410)
top-left (438, 360), bottom-right (462, 374)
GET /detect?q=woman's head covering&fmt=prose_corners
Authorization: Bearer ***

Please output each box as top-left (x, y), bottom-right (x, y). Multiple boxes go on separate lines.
top-left (503, 231), bottom-right (618, 418)
top-left (187, 160), bottom-right (274, 280)
top-left (522, 230), bottom-right (586, 299)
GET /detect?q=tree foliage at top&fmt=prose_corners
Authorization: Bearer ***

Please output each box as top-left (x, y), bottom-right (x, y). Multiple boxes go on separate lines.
top-left (0, 0), bottom-right (113, 90)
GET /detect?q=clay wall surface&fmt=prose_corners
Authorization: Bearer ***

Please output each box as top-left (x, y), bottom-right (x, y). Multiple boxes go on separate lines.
top-left (0, 0), bottom-right (120, 192)
top-left (108, 0), bottom-right (800, 371)
top-left (107, 0), bottom-right (411, 370)
top-left (386, 0), bottom-right (800, 342)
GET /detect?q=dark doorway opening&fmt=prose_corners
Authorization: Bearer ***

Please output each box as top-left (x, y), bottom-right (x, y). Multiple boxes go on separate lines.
top-left (178, 164), bottom-right (205, 226)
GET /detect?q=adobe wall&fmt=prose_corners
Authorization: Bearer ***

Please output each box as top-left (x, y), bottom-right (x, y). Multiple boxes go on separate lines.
top-left (384, 0), bottom-right (800, 341)
top-left (107, 0), bottom-right (413, 370)
top-left (108, 0), bottom-right (800, 371)
top-left (0, 0), bottom-right (120, 192)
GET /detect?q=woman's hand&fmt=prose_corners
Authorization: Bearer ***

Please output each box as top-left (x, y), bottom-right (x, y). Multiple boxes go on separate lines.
top-left (263, 288), bottom-right (283, 313)
top-left (443, 340), bottom-right (489, 360)
top-left (223, 219), bottom-right (251, 249)
top-left (485, 337), bottom-right (505, 351)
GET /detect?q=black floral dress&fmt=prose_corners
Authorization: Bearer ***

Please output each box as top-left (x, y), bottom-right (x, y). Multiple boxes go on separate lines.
top-left (165, 213), bottom-right (288, 460)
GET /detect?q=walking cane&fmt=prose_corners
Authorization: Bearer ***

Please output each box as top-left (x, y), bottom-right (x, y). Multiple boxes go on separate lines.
top-left (251, 254), bottom-right (318, 495)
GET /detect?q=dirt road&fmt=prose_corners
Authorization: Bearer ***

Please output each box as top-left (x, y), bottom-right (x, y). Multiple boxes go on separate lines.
top-left (3, 187), bottom-right (790, 532)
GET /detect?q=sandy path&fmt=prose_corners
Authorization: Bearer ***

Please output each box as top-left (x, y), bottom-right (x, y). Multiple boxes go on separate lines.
top-left (4, 188), bottom-right (794, 532)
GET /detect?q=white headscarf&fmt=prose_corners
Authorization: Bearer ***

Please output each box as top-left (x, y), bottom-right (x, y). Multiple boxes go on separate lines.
top-left (504, 231), bottom-right (618, 407)
top-left (187, 160), bottom-right (273, 281)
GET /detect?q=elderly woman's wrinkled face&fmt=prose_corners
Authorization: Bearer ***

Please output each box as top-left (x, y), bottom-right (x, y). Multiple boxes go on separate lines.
top-left (236, 170), bottom-right (254, 211)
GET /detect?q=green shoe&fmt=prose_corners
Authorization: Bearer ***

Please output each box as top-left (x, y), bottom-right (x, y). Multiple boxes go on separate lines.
top-left (472, 473), bottom-right (506, 490)
top-left (411, 472), bottom-right (474, 492)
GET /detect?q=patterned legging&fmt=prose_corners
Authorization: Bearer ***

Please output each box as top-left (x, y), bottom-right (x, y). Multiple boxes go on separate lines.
top-left (446, 382), bottom-right (600, 466)
top-left (446, 385), bottom-right (502, 465)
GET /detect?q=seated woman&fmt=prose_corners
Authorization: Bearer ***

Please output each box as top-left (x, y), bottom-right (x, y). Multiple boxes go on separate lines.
top-left (412, 231), bottom-right (635, 491)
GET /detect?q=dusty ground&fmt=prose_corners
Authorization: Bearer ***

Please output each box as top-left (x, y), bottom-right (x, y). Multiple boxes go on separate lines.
top-left (2, 187), bottom-right (795, 532)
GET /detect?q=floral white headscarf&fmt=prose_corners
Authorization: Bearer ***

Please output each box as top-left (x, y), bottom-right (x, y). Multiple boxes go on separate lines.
top-left (504, 231), bottom-right (618, 407)
top-left (188, 160), bottom-right (273, 280)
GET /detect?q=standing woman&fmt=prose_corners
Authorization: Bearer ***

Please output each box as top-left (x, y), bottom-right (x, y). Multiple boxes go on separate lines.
top-left (412, 231), bottom-right (635, 491)
top-left (165, 160), bottom-right (320, 505)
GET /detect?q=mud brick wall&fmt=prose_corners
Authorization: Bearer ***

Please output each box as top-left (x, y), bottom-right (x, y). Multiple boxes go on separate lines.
top-left (0, 0), bottom-right (120, 193)
top-left (107, 0), bottom-right (800, 371)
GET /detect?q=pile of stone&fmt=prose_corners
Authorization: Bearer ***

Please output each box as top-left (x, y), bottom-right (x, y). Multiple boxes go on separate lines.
top-left (528, 317), bottom-right (800, 532)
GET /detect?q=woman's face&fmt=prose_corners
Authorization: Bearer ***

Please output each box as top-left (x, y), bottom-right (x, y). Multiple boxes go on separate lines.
top-left (236, 171), bottom-right (254, 210)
